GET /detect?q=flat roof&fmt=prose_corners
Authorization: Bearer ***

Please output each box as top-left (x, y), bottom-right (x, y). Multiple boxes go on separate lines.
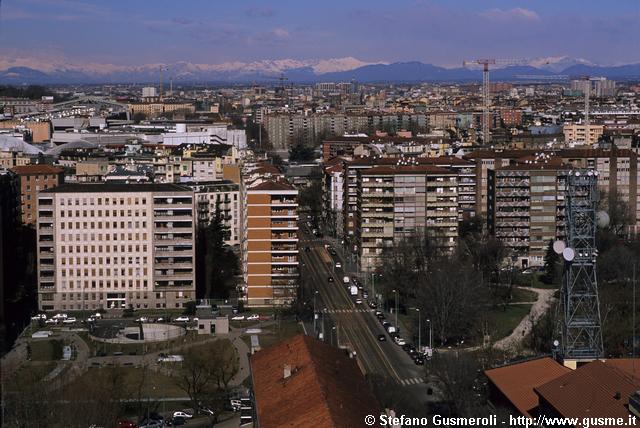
top-left (41, 183), bottom-right (192, 194)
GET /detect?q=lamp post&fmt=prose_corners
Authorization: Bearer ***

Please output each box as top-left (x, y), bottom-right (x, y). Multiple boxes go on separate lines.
top-left (392, 289), bottom-right (398, 327)
top-left (313, 290), bottom-right (318, 334)
top-left (415, 308), bottom-right (421, 353)
top-left (427, 318), bottom-right (433, 353)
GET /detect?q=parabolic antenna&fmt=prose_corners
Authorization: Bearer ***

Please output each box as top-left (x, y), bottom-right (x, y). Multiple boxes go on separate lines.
top-left (553, 340), bottom-right (560, 347)
top-left (562, 247), bottom-right (575, 262)
top-left (596, 211), bottom-right (610, 228)
top-left (553, 240), bottom-right (566, 255)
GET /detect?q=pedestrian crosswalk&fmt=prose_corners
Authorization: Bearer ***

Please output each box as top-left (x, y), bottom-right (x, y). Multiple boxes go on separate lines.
top-left (324, 308), bottom-right (373, 314)
top-left (398, 377), bottom-right (424, 386)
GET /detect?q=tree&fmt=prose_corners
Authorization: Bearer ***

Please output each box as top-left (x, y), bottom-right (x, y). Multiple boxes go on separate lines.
top-left (599, 190), bottom-right (632, 237)
top-left (288, 143), bottom-right (315, 162)
top-left (175, 341), bottom-right (239, 423)
top-left (196, 205), bottom-right (239, 299)
top-left (132, 112), bottom-right (147, 123)
top-left (298, 181), bottom-right (323, 220)
top-left (542, 240), bottom-right (561, 285)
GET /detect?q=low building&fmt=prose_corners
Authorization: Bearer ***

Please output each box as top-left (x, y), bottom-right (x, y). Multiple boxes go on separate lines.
top-left (196, 317), bottom-right (229, 335)
top-left (563, 123), bottom-right (604, 146)
top-left (250, 334), bottom-right (380, 428)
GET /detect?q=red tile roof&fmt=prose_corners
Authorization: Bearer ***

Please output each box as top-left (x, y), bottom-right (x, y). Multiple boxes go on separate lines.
top-left (535, 360), bottom-right (640, 425)
top-left (10, 164), bottom-right (64, 175)
top-left (485, 357), bottom-right (570, 417)
top-left (251, 335), bottom-right (380, 428)
top-left (249, 179), bottom-right (295, 191)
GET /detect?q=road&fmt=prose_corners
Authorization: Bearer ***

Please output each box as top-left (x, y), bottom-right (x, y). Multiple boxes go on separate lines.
top-left (299, 223), bottom-right (428, 396)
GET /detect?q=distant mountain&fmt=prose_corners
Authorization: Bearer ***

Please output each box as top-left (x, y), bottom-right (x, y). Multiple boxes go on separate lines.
top-left (1, 57), bottom-right (639, 84)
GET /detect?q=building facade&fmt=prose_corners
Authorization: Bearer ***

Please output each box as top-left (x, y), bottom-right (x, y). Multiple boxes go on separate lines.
top-left (11, 164), bottom-right (65, 225)
top-left (37, 183), bottom-right (195, 311)
top-left (242, 178), bottom-right (298, 306)
top-left (188, 180), bottom-right (241, 246)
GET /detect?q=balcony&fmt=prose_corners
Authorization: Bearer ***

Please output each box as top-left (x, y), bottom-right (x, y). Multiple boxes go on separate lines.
top-left (271, 199), bottom-right (297, 206)
top-left (271, 256), bottom-right (298, 264)
top-left (271, 209), bottom-right (297, 217)
top-left (271, 221), bottom-right (297, 229)
top-left (271, 233), bottom-right (297, 241)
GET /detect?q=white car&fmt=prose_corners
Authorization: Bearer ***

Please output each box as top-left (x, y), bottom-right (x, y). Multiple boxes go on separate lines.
top-left (175, 316), bottom-right (190, 322)
top-left (62, 317), bottom-right (77, 324)
top-left (52, 313), bottom-right (68, 320)
top-left (335, 262), bottom-right (342, 268)
top-left (135, 317), bottom-right (149, 323)
top-left (31, 314), bottom-right (47, 321)
top-left (231, 315), bottom-right (245, 321)
top-left (45, 318), bottom-right (58, 325)
top-left (93, 312), bottom-right (102, 318)
top-left (246, 314), bottom-right (259, 321)
top-left (394, 336), bottom-right (406, 346)
top-left (86, 317), bottom-right (96, 323)
top-left (355, 298), bottom-right (363, 305)
top-left (192, 317), bottom-right (199, 322)
top-left (173, 411), bottom-right (193, 419)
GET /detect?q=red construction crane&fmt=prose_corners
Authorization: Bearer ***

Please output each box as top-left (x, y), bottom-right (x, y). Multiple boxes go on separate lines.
top-left (462, 58), bottom-right (527, 144)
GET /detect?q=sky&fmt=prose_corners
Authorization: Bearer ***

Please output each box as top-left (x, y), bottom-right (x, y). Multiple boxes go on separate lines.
top-left (0, 0), bottom-right (639, 67)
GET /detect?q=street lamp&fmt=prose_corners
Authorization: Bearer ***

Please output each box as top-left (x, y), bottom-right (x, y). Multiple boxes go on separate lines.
top-left (415, 308), bottom-right (421, 353)
top-left (331, 326), bottom-right (336, 346)
top-left (392, 289), bottom-right (398, 327)
top-left (426, 318), bottom-right (433, 353)
top-left (313, 290), bottom-right (319, 333)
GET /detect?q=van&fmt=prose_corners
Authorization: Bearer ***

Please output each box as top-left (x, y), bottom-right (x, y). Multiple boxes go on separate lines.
top-left (343, 276), bottom-right (350, 284)
top-left (386, 325), bottom-right (397, 334)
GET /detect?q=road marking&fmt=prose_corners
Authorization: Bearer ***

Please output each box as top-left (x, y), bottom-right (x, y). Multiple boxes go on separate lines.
top-left (399, 377), bottom-right (424, 386)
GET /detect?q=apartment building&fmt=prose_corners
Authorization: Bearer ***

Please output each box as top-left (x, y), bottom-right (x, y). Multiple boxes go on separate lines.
top-left (242, 177), bottom-right (298, 306)
top-left (356, 164), bottom-right (458, 271)
top-left (563, 123), bottom-right (604, 146)
top-left (37, 183), bottom-right (195, 311)
top-left (11, 164), bottom-right (65, 225)
top-left (322, 160), bottom-right (344, 238)
top-left (187, 180), bottom-right (241, 246)
top-left (488, 159), bottom-right (567, 268)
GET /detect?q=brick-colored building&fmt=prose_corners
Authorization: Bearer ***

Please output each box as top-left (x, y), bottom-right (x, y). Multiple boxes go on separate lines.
top-left (11, 164), bottom-right (64, 225)
top-left (242, 177), bottom-right (298, 306)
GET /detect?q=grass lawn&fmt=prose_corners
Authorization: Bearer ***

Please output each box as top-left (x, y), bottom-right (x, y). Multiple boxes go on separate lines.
top-left (64, 366), bottom-right (187, 399)
top-left (244, 318), bottom-right (304, 349)
top-left (30, 339), bottom-right (63, 361)
top-left (510, 288), bottom-right (537, 302)
top-left (485, 304), bottom-right (533, 342)
top-left (6, 362), bottom-right (57, 389)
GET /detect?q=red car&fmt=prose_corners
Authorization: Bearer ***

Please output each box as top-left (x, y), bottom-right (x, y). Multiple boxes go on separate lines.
top-left (117, 419), bottom-right (136, 428)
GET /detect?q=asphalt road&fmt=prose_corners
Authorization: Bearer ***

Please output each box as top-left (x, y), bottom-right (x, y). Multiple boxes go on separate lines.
top-left (299, 224), bottom-right (429, 398)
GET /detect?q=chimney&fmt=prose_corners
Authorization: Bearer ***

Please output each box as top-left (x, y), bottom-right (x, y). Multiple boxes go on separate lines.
top-left (283, 364), bottom-right (291, 379)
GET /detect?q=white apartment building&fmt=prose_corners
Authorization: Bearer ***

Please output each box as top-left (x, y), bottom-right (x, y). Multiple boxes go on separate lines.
top-left (187, 180), bottom-right (241, 246)
top-left (563, 123), bottom-right (604, 146)
top-left (37, 183), bottom-right (195, 311)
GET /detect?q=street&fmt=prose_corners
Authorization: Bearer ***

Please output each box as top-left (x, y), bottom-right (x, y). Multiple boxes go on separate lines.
top-left (299, 223), bottom-right (429, 398)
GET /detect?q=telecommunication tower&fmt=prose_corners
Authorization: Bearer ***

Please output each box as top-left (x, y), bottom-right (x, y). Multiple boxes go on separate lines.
top-left (554, 169), bottom-right (604, 365)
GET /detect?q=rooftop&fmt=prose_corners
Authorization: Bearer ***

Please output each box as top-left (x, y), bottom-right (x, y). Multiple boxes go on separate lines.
top-left (251, 335), bottom-right (380, 428)
top-left (41, 183), bottom-right (191, 194)
top-left (10, 164), bottom-right (64, 175)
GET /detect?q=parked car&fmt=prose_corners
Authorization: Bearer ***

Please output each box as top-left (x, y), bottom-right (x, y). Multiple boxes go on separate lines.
top-left (369, 301), bottom-right (378, 309)
top-left (45, 318), bottom-right (58, 325)
top-left (355, 298), bottom-right (363, 305)
top-left (229, 399), bottom-right (242, 411)
top-left (231, 315), bottom-right (245, 321)
top-left (138, 420), bottom-right (163, 428)
top-left (52, 313), bottom-right (68, 320)
top-left (377, 334), bottom-right (387, 342)
top-left (93, 312), bottom-right (102, 318)
top-left (175, 316), bottom-right (190, 322)
top-left (246, 314), bottom-right (260, 321)
top-left (335, 261), bottom-right (342, 268)
top-left (173, 411), bottom-right (193, 419)
top-left (362, 292), bottom-right (369, 299)
top-left (327, 276), bottom-right (334, 283)
top-left (135, 317), bottom-right (148, 323)
top-left (62, 317), bottom-right (77, 324)
top-left (375, 310), bottom-right (384, 318)
top-left (31, 314), bottom-right (46, 321)
top-left (199, 406), bottom-right (215, 416)
top-left (167, 416), bottom-right (185, 426)
top-left (343, 276), bottom-right (350, 284)
top-left (394, 336), bottom-right (406, 346)
top-left (117, 419), bottom-right (136, 428)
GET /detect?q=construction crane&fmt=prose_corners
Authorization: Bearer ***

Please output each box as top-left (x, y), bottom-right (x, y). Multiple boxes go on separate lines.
top-left (462, 58), bottom-right (528, 144)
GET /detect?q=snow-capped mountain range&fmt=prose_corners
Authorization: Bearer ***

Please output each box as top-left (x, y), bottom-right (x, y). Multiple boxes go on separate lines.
top-left (1, 56), bottom-right (638, 84)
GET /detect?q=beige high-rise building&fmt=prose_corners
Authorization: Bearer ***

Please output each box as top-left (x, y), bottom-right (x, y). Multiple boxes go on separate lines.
top-left (37, 183), bottom-right (195, 311)
top-left (563, 124), bottom-right (604, 146)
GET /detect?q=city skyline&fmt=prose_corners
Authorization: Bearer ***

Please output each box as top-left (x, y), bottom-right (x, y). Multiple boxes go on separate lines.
top-left (0, 0), bottom-right (639, 68)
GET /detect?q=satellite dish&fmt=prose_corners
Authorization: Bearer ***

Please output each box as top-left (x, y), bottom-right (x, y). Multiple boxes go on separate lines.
top-left (562, 247), bottom-right (575, 262)
top-left (553, 240), bottom-right (566, 255)
top-left (553, 340), bottom-right (560, 347)
top-left (596, 211), bottom-right (610, 228)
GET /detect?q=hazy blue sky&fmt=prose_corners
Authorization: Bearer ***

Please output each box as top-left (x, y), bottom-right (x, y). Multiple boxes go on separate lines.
top-left (1, 0), bottom-right (638, 66)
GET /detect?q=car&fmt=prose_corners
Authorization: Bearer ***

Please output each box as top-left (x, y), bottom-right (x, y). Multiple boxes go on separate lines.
top-left (305, 246), bottom-right (311, 252)
top-left (167, 416), bottom-right (186, 426)
top-left (382, 320), bottom-right (390, 328)
top-left (314, 230), bottom-right (323, 237)
top-left (232, 315), bottom-right (245, 321)
top-left (327, 276), bottom-right (334, 283)
top-left (362, 292), bottom-right (369, 299)
top-left (403, 344), bottom-right (416, 355)
top-left (199, 406), bottom-right (215, 416)
top-left (138, 420), bottom-right (163, 428)
top-left (175, 316), bottom-right (190, 322)
top-left (93, 312), bottom-right (102, 318)
top-left (192, 317), bottom-right (199, 322)
top-left (31, 314), bottom-right (47, 321)
top-left (156, 317), bottom-right (165, 323)
top-left (343, 276), bottom-right (350, 284)
top-left (229, 399), bottom-right (242, 411)
top-left (86, 316), bottom-right (96, 322)
top-left (135, 316), bottom-right (148, 323)
top-left (352, 278), bottom-right (360, 287)
top-left (394, 336), bottom-right (407, 346)
top-left (246, 314), bottom-right (260, 321)
top-left (173, 411), bottom-right (193, 419)
top-left (45, 318), bottom-right (58, 325)
top-left (375, 310), bottom-right (384, 318)
top-left (335, 262), bottom-right (342, 268)
top-left (232, 306), bottom-right (239, 314)
top-left (378, 334), bottom-right (387, 341)
top-left (355, 298), bottom-right (363, 305)
top-left (329, 249), bottom-right (337, 256)
top-left (52, 313), bottom-right (68, 320)
top-left (117, 419), bottom-right (136, 428)
top-left (413, 356), bottom-right (425, 365)
top-left (369, 301), bottom-right (378, 309)
top-left (62, 317), bottom-right (77, 324)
